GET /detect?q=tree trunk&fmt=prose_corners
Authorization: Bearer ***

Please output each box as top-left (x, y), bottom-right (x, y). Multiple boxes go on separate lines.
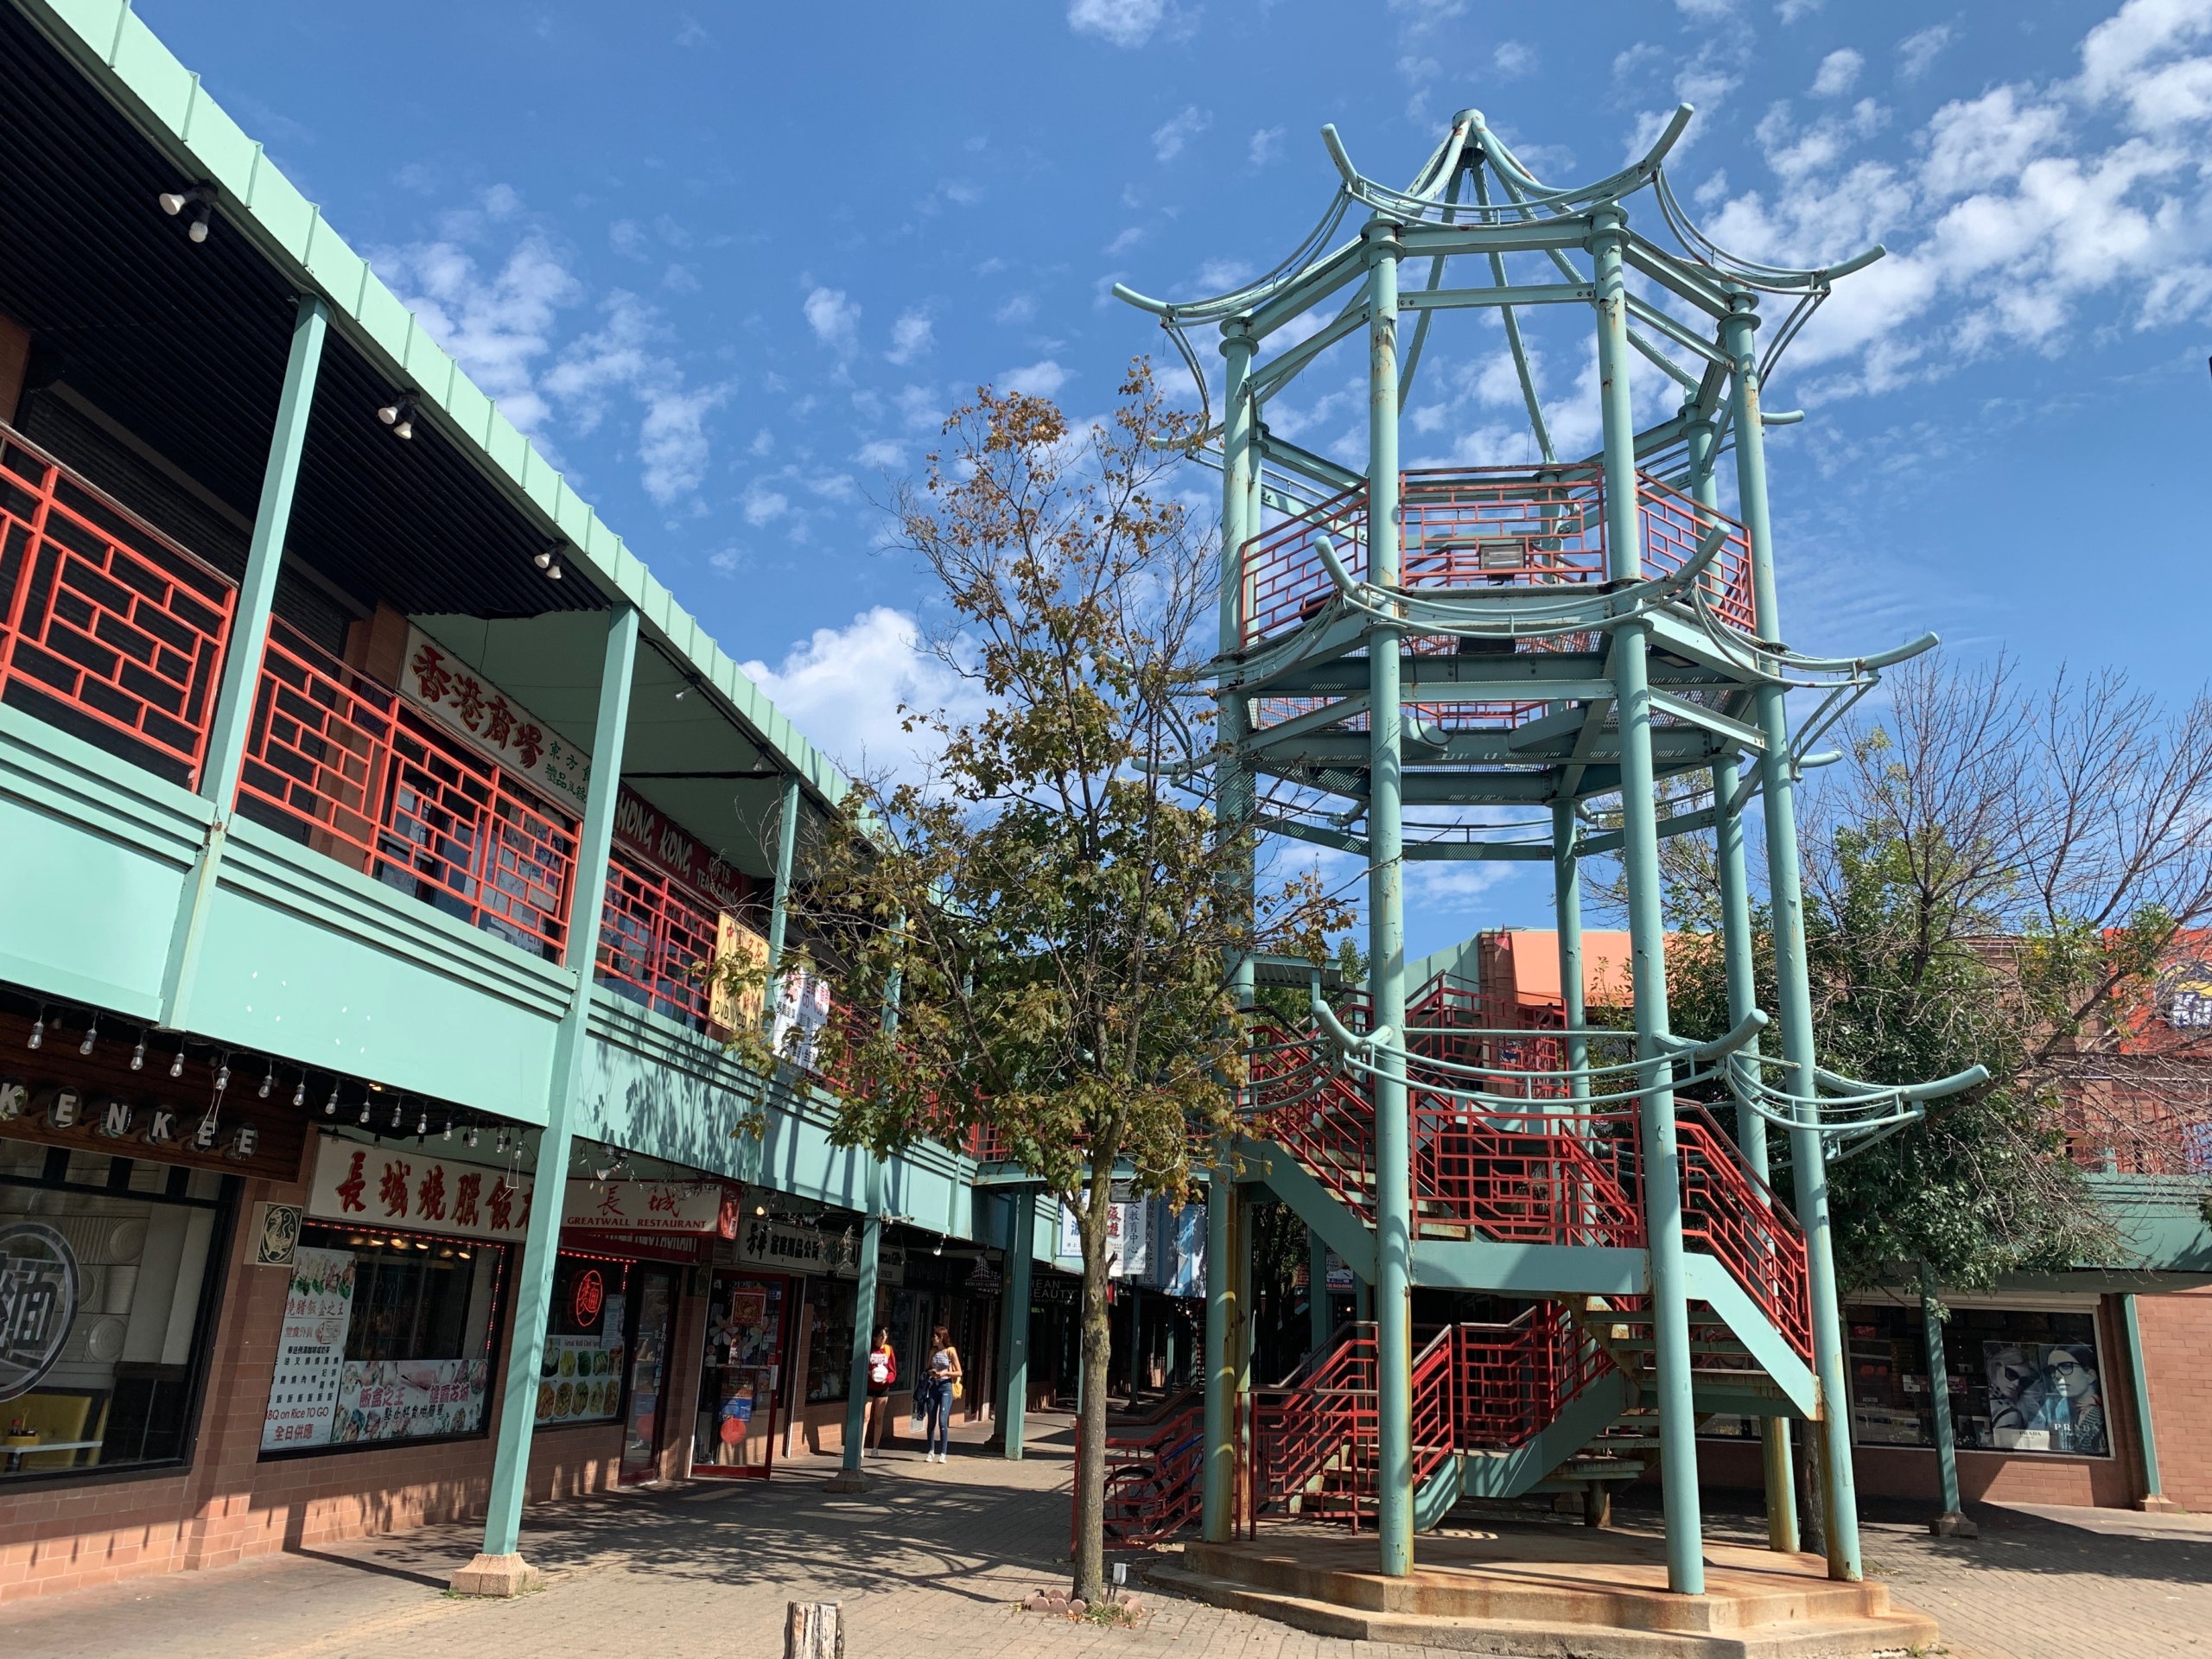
top-left (1796, 1421), bottom-right (1828, 1560)
top-left (1071, 1207), bottom-right (1113, 1605)
top-left (784, 1601), bottom-right (843, 1658)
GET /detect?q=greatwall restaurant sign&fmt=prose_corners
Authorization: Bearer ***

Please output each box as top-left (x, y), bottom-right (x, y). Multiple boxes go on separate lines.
top-left (561, 1178), bottom-right (740, 1237)
top-left (304, 1135), bottom-right (536, 1245)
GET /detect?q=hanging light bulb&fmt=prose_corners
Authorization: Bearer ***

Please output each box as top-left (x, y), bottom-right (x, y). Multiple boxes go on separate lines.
top-left (169, 1046), bottom-right (185, 1078)
top-left (214, 1055), bottom-right (231, 1090)
top-left (28, 1012), bottom-right (44, 1050)
top-left (442, 1116), bottom-right (454, 1140)
top-left (325, 1084), bottom-right (340, 1117)
top-left (358, 1099), bottom-right (372, 1126)
top-left (258, 1065), bottom-right (275, 1099)
top-left (131, 1031), bottom-right (148, 1071)
top-left (416, 1109), bottom-right (429, 1135)
top-left (496, 1129), bottom-right (509, 1154)
top-left (293, 1077), bottom-right (308, 1109)
top-left (79, 1017), bottom-right (99, 1057)
top-left (391, 1100), bottom-right (404, 1129)
top-left (465, 1126), bottom-right (480, 1147)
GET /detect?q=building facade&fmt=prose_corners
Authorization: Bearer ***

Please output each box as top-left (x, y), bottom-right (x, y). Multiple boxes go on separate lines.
top-left (0, 0), bottom-right (1050, 1604)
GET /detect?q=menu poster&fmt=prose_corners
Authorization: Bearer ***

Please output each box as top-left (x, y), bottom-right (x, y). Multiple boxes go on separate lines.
top-left (536, 1294), bottom-right (627, 1425)
top-left (261, 1247), bottom-right (357, 1451)
top-left (331, 1358), bottom-right (491, 1444)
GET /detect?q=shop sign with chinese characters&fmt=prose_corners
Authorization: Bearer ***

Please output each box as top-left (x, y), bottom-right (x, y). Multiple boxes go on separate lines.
top-left (729, 1217), bottom-right (858, 1276)
top-left (561, 1179), bottom-right (740, 1236)
top-left (304, 1135), bottom-right (534, 1244)
top-left (401, 627), bottom-right (591, 812)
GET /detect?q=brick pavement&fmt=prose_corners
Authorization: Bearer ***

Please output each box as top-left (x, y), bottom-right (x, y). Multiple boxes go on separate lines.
top-left (0, 1412), bottom-right (2203, 1658)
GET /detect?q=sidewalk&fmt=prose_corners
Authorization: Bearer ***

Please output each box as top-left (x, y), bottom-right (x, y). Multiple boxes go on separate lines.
top-left (0, 1414), bottom-right (2204, 1658)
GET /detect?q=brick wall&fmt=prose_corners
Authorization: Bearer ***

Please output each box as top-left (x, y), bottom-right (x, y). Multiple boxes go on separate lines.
top-left (2135, 1283), bottom-right (2212, 1510)
top-left (0, 1171), bottom-right (664, 1605)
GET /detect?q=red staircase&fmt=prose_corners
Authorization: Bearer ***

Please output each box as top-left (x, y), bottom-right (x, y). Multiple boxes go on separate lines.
top-left (1093, 1390), bottom-right (1205, 1549)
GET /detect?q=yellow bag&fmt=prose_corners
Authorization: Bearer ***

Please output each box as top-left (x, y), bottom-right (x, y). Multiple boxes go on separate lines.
top-left (951, 1379), bottom-right (963, 1402)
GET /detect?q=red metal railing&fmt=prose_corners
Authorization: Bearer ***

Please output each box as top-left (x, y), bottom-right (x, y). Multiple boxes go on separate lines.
top-left (1090, 1393), bottom-right (1206, 1549)
top-left (1451, 1302), bottom-right (1613, 1451)
top-left (237, 620), bottom-right (579, 960)
top-left (1236, 465), bottom-right (1757, 649)
top-left (1412, 1093), bottom-right (1646, 1248)
top-left (0, 423), bottom-right (237, 787)
top-left (599, 849), bottom-right (718, 1027)
top-left (1249, 1325), bottom-right (1378, 1529)
top-left (1676, 1110), bottom-right (1813, 1359)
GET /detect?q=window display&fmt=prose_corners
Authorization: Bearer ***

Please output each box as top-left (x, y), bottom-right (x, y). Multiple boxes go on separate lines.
top-left (695, 1273), bottom-right (788, 1476)
top-left (261, 1223), bottom-right (504, 1454)
top-left (1700, 1301), bottom-right (2109, 1457)
top-left (537, 1253), bottom-right (626, 1427)
top-left (0, 1143), bottom-right (230, 1483)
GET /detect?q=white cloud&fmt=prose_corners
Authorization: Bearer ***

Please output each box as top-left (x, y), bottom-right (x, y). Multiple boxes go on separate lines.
top-left (1067, 0), bottom-right (1165, 47)
top-left (2082, 0), bottom-right (2212, 127)
top-left (1193, 257), bottom-right (1255, 293)
top-left (741, 608), bottom-right (982, 784)
top-left (1494, 40), bottom-right (1535, 77)
top-left (741, 484), bottom-right (789, 526)
top-left (995, 292), bottom-right (1039, 326)
top-left (886, 308), bottom-right (935, 365)
top-left (1898, 22), bottom-right (1954, 79)
top-left (1104, 225), bottom-right (1147, 255)
top-left (1000, 359), bottom-right (1069, 398)
top-left (1152, 105), bottom-right (1212, 162)
top-left (1675, 0), bottom-right (1734, 18)
top-left (1249, 124), bottom-right (1287, 167)
top-left (803, 286), bottom-right (861, 354)
top-left (1811, 47), bottom-right (1863, 96)
top-left (1777, 0), bottom-right (1821, 20)
top-left (378, 232), bottom-right (580, 434)
top-left (1920, 86), bottom-right (2065, 199)
top-left (855, 439), bottom-right (906, 470)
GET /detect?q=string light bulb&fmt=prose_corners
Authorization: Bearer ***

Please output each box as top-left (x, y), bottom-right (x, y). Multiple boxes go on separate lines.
top-left (169, 1046), bottom-right (185, 1078)
top-left (359, 1099), bottom-right (372, 1126)
top-left (293, 1077), bottom-right (308, 1109)
top-left (79, 1017), bottom-right (98, 1057)
top-left (391, 1100), bottom-right (404, 1129)
top-left (258, 1065), bottom-right (275, 1099)
top-left (325, 1084), bottom-right (340, 1117)
top-left (28, 1012), bottom-right (44, 1051)
top-left (214, 1055), bottom-right (231, 1091)
top-left (131, 1031), bottom-right (147, 1071)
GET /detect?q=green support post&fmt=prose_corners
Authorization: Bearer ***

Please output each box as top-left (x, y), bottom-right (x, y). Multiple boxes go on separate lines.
top-left (999, 1191), bottom-right (1033, 1459)
top-left (1203, 316), bottom-right (1257, 1545)
top-left (1550, 799), bottom-right (1590, 1106)
top-left (1363, 219), bottom-right (1414, 1580)
top-left (1725, 293), bottom-right (1862, 1582)
top-left (836, 1160), bottom-right (885, 1478)
top-left (162, 295), bottom-right (327, 1028)
top-left (1919, 1262), bottom-right (1976, 1536)
top-left (1308, 1229), bottom-right (1333, 1356)
top-left (765, 774), bottom-right (800, 974)
top-left (1594, 207), bottom-right (1704, 1597)
top-left (1712, 757), bottom-right (1800, 1554)
top-left (460, 602), bottom-right (639, 1593)
top-left (2121, 1294), bottom-right (2172, 1512)
top-left (1692, 403), bottom-right (1799, 1557)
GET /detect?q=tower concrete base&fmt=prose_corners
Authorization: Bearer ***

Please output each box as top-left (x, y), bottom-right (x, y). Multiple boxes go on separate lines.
top-left (1147, 1527), bottom-right (1938, 1658)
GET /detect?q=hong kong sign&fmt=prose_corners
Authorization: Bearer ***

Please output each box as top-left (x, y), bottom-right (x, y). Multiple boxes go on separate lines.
top-left (0, 1222), bottom-right (79, 1402)
top-left (304, 1135), bottom-right (535, 1244)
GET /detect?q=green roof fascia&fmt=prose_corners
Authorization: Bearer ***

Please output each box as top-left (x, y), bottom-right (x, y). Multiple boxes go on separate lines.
top-left (17, 0), bottom-right (849, 816)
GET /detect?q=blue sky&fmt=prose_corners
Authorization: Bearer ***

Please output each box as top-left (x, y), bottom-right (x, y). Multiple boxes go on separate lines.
top-left (146, 0), bottom-right (2212, 958)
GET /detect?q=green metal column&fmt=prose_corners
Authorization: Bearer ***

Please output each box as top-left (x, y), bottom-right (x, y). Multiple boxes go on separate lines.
top-left (1204, 317), bottom-right (1258, 1544)
top-left (999, 1191), bottom-right (1033, 1459)
top-left (1550, 799), bottom-right (1589, 1104)
top-left (1691, 403), bottom-right (1798, 1556)
top-left (1308, 1229), bottom-right (1334, 1355)
top-left (1593, 207), bottom-right (1704, 1596)
top-left (1712, 757), bottom-right (1800, 1553)
top-left (838, 1160), bottom-right (885, 1472)
top-left (1725, 294), bottom-right (1861, 1582)
top-left (1918, 1262), bottom-right (1974, 1534)
top-left (162, 296), bottom-right (328, 1027)
top-left (1363, 218), bottom-right (1414, 1580)
top-left (765, 774), bottom-right (801, 974)
top-left (474, 602), bottom-right (639, 1572)
top-left (2121, 1294), bottom-right (2169, 1510)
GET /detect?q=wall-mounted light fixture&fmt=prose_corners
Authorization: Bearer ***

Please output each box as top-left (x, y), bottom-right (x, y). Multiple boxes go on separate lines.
top-left (157, 187), bottom-right (214, 244)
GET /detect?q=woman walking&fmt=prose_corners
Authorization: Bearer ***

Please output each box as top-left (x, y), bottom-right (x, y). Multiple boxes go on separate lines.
top-left (922, 1324), bottom-right (963, 1464)
top-left (863, 1325), bottom-right (896, 1456)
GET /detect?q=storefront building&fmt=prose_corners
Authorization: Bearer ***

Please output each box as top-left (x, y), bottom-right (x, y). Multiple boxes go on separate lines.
top-left (0, 0), bottom-right (1057, 1606)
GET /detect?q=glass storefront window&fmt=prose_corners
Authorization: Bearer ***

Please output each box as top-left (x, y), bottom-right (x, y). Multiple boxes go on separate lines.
top-left (260, 1223), bottom-right (504, 1454)
top-left (537, 1254), bottom-right (627, 1428)
top-left (1, 1155), bottom-right (231, 1483)
top-left (805, 1277), bottom-right (855, 1404)
top-left (1699, 1302), bottom-right (2110, 1457)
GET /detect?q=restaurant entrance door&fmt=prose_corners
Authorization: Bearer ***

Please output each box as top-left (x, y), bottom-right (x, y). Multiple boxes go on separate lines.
top-left (618, 1266), bottom-right (678, 1484)
top-left (693, 1271), bottom-right (791, 1478)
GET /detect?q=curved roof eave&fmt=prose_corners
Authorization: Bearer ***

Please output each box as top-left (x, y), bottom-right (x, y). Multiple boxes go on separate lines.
top-left (17, 0), bottom-right (849, 815)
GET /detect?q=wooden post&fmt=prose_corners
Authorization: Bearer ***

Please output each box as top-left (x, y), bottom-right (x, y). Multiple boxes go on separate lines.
top-left (785, 1600), bottom-right (843, 1658)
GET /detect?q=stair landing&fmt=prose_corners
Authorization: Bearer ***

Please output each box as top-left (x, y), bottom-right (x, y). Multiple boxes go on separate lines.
top-left (1148, 1524), bottom-right (1939, 1659)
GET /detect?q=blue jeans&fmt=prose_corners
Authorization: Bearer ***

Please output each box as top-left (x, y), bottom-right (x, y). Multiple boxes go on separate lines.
top-left (922, 1376), bottom-right (952, 1455)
